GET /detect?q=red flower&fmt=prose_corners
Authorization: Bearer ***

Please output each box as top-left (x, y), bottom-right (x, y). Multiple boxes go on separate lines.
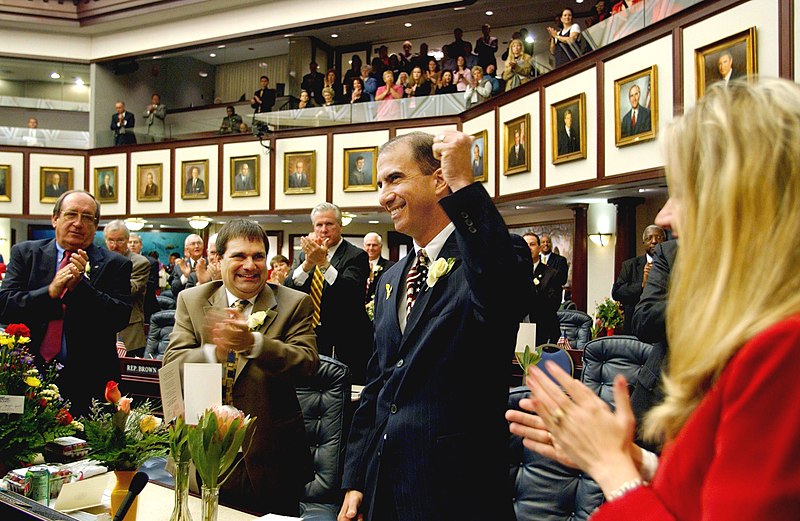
top-left (104, 381), bottom-right (121, 404)
top-left (56, 409), bottom-right (73, 426)
top-left (5, 323), bottom-right (31, 338)
top-left (39, 398), bottom-right (48, 407)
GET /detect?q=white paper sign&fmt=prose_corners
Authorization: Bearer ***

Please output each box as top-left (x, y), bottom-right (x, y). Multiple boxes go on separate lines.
top-left (158, 362), bottom-right (185, 423)
top-left (0, 395), bottom-right (25, 414)
top-left (184, 363), bottom-right (222, 424)
top-left (53, 474), bottom-right (107, 512)
top-left (515, 323), bottom-right (537, 354)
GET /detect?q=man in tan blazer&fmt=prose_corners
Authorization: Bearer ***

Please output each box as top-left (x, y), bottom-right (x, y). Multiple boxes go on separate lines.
top-left (104, 220), bottom-right (149, 355)
top-left (164, 219), bottom-right (318, 516)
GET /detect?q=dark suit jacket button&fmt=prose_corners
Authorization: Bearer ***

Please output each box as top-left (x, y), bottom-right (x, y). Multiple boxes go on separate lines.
top-left (390, 404), bottom-right (398, 414)
top-left (396, 359), bottom-right (404, 368)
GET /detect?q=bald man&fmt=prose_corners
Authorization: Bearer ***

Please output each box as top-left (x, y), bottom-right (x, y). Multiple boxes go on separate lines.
top-left (363, 232), bottom-right (395, 303)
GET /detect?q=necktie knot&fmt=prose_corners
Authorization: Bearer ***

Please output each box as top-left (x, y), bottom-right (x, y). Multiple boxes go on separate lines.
top-left (232, 299), bottom-right (249, 313)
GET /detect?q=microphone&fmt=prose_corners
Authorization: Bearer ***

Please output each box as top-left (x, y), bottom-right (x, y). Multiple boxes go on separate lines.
top-left (112, 471), bottom-right (149, 521)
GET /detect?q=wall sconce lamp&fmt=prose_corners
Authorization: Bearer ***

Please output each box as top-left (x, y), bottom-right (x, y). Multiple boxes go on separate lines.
top-left (341, 212), bottom-right (355, 226)
top-left (588, 233), bottom-right (613, 247)
top-left (188, 216), bottom-right (213, 230)
top-left (124, 218), bottom-right (147, 231)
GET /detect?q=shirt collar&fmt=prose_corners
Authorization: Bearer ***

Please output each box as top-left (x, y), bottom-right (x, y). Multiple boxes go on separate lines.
top-left (413, 222), bottom-right (455, 262)
top-left (327, 238), bottom-right (343, 260)
top-left (646, 253), bottom-right (654, 263)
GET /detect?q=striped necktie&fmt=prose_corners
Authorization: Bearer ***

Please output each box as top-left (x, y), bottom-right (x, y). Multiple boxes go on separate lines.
top-left (406, 249), bottom-right (429, 318)
top-left (310, 267), bottom-right (325, 327)
top-left (223, 299), bottom-right (248, 405)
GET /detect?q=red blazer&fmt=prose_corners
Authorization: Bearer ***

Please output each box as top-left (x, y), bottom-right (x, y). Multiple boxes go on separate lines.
top-left (592, 314), bottom-right (800, 520)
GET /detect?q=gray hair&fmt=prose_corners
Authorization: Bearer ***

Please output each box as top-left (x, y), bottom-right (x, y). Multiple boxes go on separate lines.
top-left (310, 202), bottom-right (342, 224)
top-left (642, 225), bottom-right (665, 242)
top-left (104, 219), bottom-right (130, 238)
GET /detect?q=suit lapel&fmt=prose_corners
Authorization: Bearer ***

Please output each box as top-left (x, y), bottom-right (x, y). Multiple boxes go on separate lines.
top-left (330, 239), bottom-right (349, 271)
top-left (234, 285), bottom-right (279, 380)
top-left (37, 239), bottom-right (58, 282)
top-left (382, 252), bottom-right (414, 360)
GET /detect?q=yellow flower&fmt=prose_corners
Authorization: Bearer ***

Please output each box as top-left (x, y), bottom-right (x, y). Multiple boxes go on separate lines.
top-left (24, 376), bottom-right (41, 388)
top-left (385, 284), bottom-right (393, 300)
top-left (247, 311), bottom-right (268, 331)
top-left (139, 414), bottom-right (161, 433)
top-left (426, 257), bottom-right (456, 288)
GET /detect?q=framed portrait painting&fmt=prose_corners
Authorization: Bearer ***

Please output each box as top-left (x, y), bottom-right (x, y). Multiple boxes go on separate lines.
top-left (343, 147), bottom-right (378, 192)
top-left (231, 155), bottom-right (260, 198)
top-left (0, 165), bottom-right (10, 202)
top-left (503, 114), bottom-right (531, 175)
top-left (40, 167), bottom-right (73, 203)
top-left (181, 159), bottom-right (209, 200)
top-left (137, 163), bottom-right (163, 202)
top-left (94, 166), bottom-right (119, 204)
top-left (695, 27), bottom-right (757, 98)
top-left (284, 151), bottom-right (316, 194)
top-left (551, 93), bottom-right (587, 165)
top-left (614, 66), bottom-right (658, 147)
top-left (470, 130), bottom-right (488, 182)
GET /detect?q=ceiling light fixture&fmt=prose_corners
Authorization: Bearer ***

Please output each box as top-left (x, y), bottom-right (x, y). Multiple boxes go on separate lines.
top-left (217, 45), bottom-right (226, 49)
top-left (284, 33), bottom-right (295, 38)
top-left (124, 218), bottom-right (147, 231)
top-left (331, 33), bottom-right (339, 38)
top-left (209, 53), bottom-right (216, 58)
top-left (364, 21), bottom-right (376, 25)
top-left (485, 10), bottom-right (494, 15)
top-left (281, 219), bottom-right (293, 223)
top-left (404, 22), bottom-right (412, 27)
top-left (368, 220), bottom-right (380, 224)
top-left (50, 72), bottom-right (60, 79)
top-left (188, 216), bottom-right (212, 230)
top-left (341, 212), bottom-right (355, 226)
top-left (75, 77), bottom-right (84, 86)
top-left (199, 71), bottom-right (209, 78)
top-left (453, 6), bottom-right (466, 10)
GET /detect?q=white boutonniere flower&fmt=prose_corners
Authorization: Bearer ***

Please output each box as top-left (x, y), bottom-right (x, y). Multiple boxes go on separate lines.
top-left (374, 264), bottom-right (383, 274)
top-left (385, 283), bottom-right (393, 300)
top-left (84, 263), bottom-right (92, 280)
top-left (247, 311), bottom-right (267, 331)
top-left (426, 257), bottom-right (457, 288)
top-left (533, 277), bottom-right (540, 286)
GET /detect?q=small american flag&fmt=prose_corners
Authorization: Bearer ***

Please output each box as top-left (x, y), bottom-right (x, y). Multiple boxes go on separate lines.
top-left (116, 338), bottom-right (127, 358)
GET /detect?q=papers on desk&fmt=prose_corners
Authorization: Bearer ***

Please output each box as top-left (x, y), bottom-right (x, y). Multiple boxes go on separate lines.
top-left (257, 515), bottom-right (303, 520)
top-left (183, 363), bottom-right (222, 424)
top-left (52, 474), bottom-right (107, 512)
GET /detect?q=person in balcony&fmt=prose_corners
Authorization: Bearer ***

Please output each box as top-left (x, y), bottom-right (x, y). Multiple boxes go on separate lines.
top-left (465, 66), bottom-right (492, 109)
top-left (297, 90), bottom-right (316, 109)
top-left (360, 64), bottom-right (377, 101)
top-left (375, 70), bottom-right (403, 121)
top-left (343, 55), bottom-right (362, 96)
top-left (320, 87), bottom-right (336, 106)
top-left (323, 68), bottom-right (344, 104)
top-left (502, 38), bottom-right (533, 92)
top-left (548, 8), bottom-right (582, 67)
top-left (436, 70), bottom-right (457, 95)
top-left (349, 78), bottom-right (371, 104)
top-left (425, 57), bottom-right (441, 90)
top-left (453, 55), bottom-right (472, 93)
top-left (405, 66), bottom-right (433, 97)
top-left (219, 106), bottom-right (242, 134)
top-left (507, 78), bottom-right (800, 520)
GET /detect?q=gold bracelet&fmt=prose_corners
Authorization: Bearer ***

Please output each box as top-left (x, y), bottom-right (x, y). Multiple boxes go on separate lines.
top-left (606, 479), bottom-right (644, 501)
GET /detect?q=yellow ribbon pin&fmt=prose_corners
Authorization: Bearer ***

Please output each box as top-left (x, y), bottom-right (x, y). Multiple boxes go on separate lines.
top-left (385, 283), bottom-right (393, 300)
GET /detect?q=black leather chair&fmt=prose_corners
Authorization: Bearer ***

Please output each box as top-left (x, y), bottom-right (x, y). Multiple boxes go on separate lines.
top-left (160, 289), bottom-right (174, 300)
top-left (557, 310), bottom-right (592, 350)
top-left (297, 355), bottom-right (352, 521)
top-left (508, 335), bottom-right (653, 520)
top-left (143, 309), bottom-right (175, 359)
top-left (157, 295), bottom-right (176, 310)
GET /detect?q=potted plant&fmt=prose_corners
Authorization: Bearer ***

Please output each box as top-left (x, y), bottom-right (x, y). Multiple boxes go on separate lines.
top-left (595, 298), bottom-right (624, 336)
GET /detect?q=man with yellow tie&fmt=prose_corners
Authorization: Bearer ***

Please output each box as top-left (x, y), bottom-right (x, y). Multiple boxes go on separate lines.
top-left (363, 232), bottom-right (395, 303)
top-left (285, 202), bottom-right (372, 384)
top-left (164, 219), bottom-right (317, 516)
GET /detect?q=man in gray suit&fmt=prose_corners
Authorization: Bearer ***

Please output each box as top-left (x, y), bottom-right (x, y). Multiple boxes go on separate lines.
top-left (104, 220), bottom-right (150, 355)
top-left (143, 94), bottom-right (167, 141)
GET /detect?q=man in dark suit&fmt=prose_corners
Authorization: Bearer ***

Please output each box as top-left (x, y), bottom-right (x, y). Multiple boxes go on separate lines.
top-left (128, 233), bottom-right (160, 325)
top-left (44, 173), bottom-right (66, 198)
top-left (288, 161), bottom-right (309, 189)
top-left (523, 232), bottom-right (561, 344)
top-left (620, 84), bottom-right (652, 138)
top-left (301, 62), bottom-right (325, 105)
top-left (363, 232), bottom-right (395, 303)
top-left (184, 167), bottom-right (205, 195)
top-left (508, 129), bottom-right (525, 167)
top-left (234, 163), bottom-right (255, 192)
top-left (0, 190), bottom-right (132, 415)
top-left (104, 220), bottom-right (150, 356)
top-left (110, 101), bottom-right (136, 146)
top-left (339, 131), bottom-right (531, 521)
top-left (170, 234), bottom-right (205, 296)
top-left (250, 75), bottom-right (276, 114)
top-left (348, 156), bottom-right (371, 186)
top-left (142, 172), bottom-right (159, 198)
top-left (99, 173), bottom-right (114, 199)
top-left (718, 50), bottom-right (739, 85)
top-left (164, 219), bottom-right (317, 516)
top-left (540, 233), bottom-right (568, 288)
top-left (285, 202), bottom-right (372, 384)
top-left (472, 143), bottom-right (484, 179)
top-left (612, 224), bottom-right (665, 334)
top-left (557, 109), bottom-right (580, 155)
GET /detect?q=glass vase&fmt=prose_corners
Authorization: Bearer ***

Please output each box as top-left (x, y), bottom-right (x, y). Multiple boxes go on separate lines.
top-left (110, 470), bottom-right (139, 521)
top-left (168, 461), bottom-right (193, 521)
top-left (200, 485), bottom-right (219, 521)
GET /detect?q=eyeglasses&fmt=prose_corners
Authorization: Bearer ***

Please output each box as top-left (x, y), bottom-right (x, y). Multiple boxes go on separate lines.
top-left (61, 211), bottom-right (96, 225)
top-left (107, 239), bottom-right (128, 245)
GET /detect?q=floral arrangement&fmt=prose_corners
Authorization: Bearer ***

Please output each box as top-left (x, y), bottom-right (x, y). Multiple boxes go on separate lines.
top-left (594, 298), bottom-right (624, 336)
top-left (0, 324), bottom-right (80, 468)
top-left (365, 296), bottom-right (375, 321)
top-left (81, 381), bottom-right (169, 470)
top-left (187, 405), bottom-right (255, 490)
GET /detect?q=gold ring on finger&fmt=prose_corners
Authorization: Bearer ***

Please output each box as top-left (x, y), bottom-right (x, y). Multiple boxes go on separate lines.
top-left (552, 408), bottom-right (566, 426)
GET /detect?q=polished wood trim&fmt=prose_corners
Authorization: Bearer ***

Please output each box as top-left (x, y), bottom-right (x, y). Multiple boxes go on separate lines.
top-left (216, 142), bottom-right (224, 212)
top-left (596, 61), bottom-right (605, 180)
top-left (22, 150), bottom-right (30, 216)
top-left (538, 87), bottom-right (546, 190)
top-left (672, 27), bottom-right (684, 117)
top-left (569, 204), bottom-right (589, 312)
top-left (269, 136), bottom-right (276, 212)
top-left (780, 0), bottom-right (794, 79)
top-left (494, 105), bottom-right (501, 197)
top-left (608, 196), bottom-right (645, 278)
top-left (169, 147), bottom-right (176, 215)
top-left (326, 133), bottom-right (334, 202)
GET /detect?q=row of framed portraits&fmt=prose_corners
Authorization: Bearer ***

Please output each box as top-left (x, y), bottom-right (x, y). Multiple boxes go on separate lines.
top-left (496, 27), bottom-right (757, 172)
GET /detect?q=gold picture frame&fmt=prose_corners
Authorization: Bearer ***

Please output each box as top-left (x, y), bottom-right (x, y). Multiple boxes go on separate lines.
top-left (695, 27), bottom-right (757, 99)
top-left (614, 66), bottom-right (658, 147)
top-left (343, 147), bottom-right (378, 192)
top-left (230, 155), bottom-right (260, 198)
top-left (0, 165), bottom-right (10, 202)
top-left (137, 163), bottom-right (163, 202)
top-left (40, 167), bottom-right (73, 203)
top-left (181, 159), bottom-right (210, 200)
top-left (503, 114), bottom-right (531, 175)
top-left (470, 130), bottom-right (488, 182)
top-left (551, 93), bottom-right (587, 165)
top-left (284, 151), bottom-right (316, 194)
top-left (94, 166), bottom-right (119, 204)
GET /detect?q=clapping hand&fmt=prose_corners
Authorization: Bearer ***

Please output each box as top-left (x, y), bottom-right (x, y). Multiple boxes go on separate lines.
top-left (431, 130), bottom-right (474, 192)
top-left (177, 257), bottom-right (192, 277)
top-left (301, 234), bottom-right (329, 267)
